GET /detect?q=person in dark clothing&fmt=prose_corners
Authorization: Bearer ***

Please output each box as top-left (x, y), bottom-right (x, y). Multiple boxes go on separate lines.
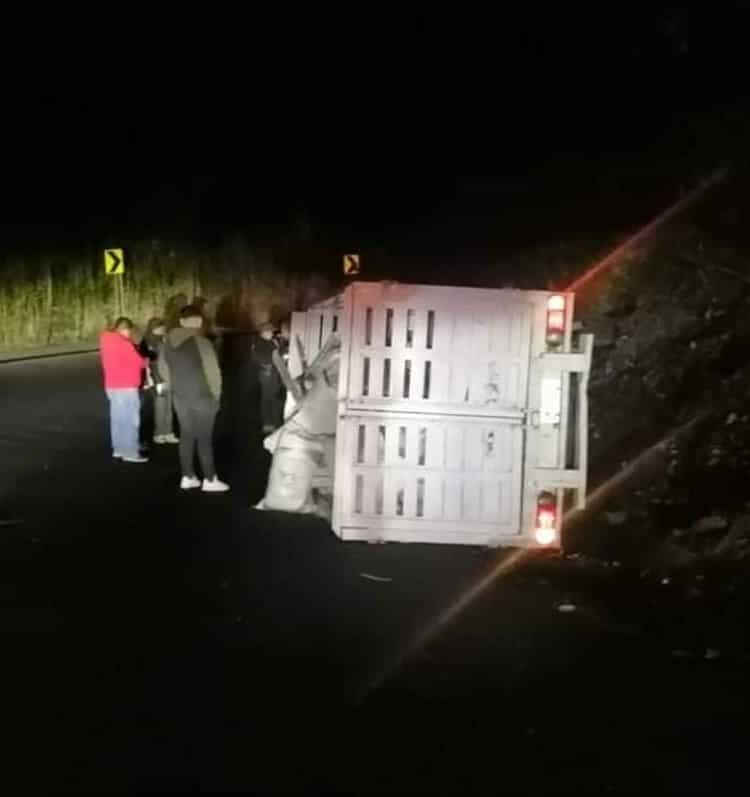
top-left (141, 317), bottom-right (179, 444)
top-left (253, 322), bottom-right (284, 434)
top-left (214, 330), bottom-right (265, 500)
top-left (274, 319), bottom-right (291, 422)
top-left (157, 305), bottom-right (229, 493)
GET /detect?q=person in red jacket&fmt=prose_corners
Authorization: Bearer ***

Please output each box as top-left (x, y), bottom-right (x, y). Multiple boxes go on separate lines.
top-left (100, 317), bottom-right (148, 462)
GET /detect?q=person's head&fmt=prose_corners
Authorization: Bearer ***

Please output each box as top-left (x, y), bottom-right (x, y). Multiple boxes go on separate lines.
top-left (278, 320), bottom-right (290, 341)
top-left (145, 317), bottom-right (166, 338)
top-left (113, 317), bottom-right (135, 339)
top-left (179, 305), bottom-right (203, 330)
top-left (259, 321), bottom-right (274, 341)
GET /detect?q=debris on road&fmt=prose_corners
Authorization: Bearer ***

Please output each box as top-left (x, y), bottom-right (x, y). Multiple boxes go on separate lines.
top-left (713, 514), bottom-right (750, 557)
top-left (556, 603), bottom-right (577, 613)
top-left (690, 515), bottom-right (728, 535)
top-left (360, 573), bottom-right (392, 583)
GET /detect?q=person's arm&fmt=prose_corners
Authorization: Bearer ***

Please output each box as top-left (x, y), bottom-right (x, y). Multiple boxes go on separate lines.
top-left (124, 338), bottom-right (148, 368)
top-left (157, 345), bottom-right (171, 391)
top-left (197, 337), bottom-right (222, 402)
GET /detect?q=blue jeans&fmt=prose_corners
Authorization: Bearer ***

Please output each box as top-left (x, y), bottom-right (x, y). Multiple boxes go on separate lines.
top-left (106, 388), bottom-right (141, 458)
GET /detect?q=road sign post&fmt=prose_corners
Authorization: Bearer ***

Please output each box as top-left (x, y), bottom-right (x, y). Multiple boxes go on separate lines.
top-left (104, 249), bottom-right (126, 316)
top-left (343, 254), bottom-right (360, 277)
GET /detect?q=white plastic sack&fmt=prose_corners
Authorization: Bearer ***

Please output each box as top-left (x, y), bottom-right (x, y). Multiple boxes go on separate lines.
top-left (259, 430), bottom-right (324, 514)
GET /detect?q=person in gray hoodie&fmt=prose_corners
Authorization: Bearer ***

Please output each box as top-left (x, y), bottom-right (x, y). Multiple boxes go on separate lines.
top-left (157, 305), bottom-right (229, 492)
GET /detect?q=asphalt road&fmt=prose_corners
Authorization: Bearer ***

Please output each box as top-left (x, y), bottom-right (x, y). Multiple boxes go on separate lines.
top-left (1, 351), bottom-right (747, 793)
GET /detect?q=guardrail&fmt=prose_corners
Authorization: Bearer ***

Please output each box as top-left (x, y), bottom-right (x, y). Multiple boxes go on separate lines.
top-left (0, 347), bottom-right (99, 365)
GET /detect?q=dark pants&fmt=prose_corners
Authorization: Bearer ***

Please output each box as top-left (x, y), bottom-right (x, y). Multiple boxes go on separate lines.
top-left (258, 367), bottom-right (283, 431)
top-left (173, 395), bottom-right (218, 480)
top-left (154, 391), bottom-right (174, 437)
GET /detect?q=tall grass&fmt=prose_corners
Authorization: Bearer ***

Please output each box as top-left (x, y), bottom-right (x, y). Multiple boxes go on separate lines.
top-left (0, 239), bottom-right (336, 350)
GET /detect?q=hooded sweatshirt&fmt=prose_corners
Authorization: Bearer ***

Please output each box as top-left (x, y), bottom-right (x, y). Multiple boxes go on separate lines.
top-left (99, 330), bottom-right (147, 389)
top-left (158, 327), bottom-right (222, 403)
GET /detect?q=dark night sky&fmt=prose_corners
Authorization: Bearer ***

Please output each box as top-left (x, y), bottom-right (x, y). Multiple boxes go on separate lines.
top-left (1, 6), bottom-right (748, 257)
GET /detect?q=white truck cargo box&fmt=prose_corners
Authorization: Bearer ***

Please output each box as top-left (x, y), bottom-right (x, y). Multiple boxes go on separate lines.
top-left (289, 281), bottom-right (592, 548)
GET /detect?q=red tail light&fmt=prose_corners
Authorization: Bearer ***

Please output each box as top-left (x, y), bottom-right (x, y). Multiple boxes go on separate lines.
top-left (535, 491), bottom-right (558, 545)
top-left (546, 294), bottom-right (566, 347)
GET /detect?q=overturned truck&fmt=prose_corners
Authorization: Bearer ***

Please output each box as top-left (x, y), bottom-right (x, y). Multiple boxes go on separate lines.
top-left (259, 281), bottom-right (593, 548)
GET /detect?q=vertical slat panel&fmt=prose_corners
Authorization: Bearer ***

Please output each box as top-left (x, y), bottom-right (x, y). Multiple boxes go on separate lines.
top-left (289, 311), bottom-right (307, 378)
top-left (412, 309), bottom-right (427, 353)
top-left (452, 312), bottom-right (473, 357)
top-left (498, 479), bottom-right (512, 524)
top-left (480, 478), bottom-right (501, 522)
top-left (445, 426), bottom-right (464, 471)
top-left (404, 421), bottom-right (419, 467)
top-left (410, 359), bottom-right (424, 403)
top-left (401, 471), bottom-right (417, 518)
top-left (451, 314), bottom-right (472, 403)
top-left (364, 421), bottom-right (379, 466)
top-left (326, 310), bottom-right (337, 342)
top-left (363, 470), bottom-right (378, 515)
top-left (444, 478), bottom-right (461, 520)
top-left (430, 308), bottom-right (448, 353)
top-left (385, 422), bottom-right (401, 467)
top-left (374, 474), bottom-right (385, 515)
top-left (355, 423), bottom-right (366, 465)
top-left (494, 309), bottom-right (509, 354)
top-left (425, 425), bottom-right (444, 469)
top-left (509, 306), bottom-right (524, 356)
top-left (349, 350), bottom-right (363, 400)
top-left (381, 356), bottom-right (392, 397)
top-left (424, 473), bottom-right (443, 519)
top-left (505, 362), bottom-right (519, 409)
top-left (390, 356), bottom-right (400, 400)
top-left (482, 427), bottom-right (502, 473)
top-left (358, 302), bottom-right (371, 347)
top-left (383, 469), bottom-right (398, 518)
top-left (376, 424), bottom-right (386, 465)
top-left (369, 356), bottom-right (383, 401)
top-left (415, 475), bottom-right (426, 518)
top-left (451, 360), bottom-right (470, 404)
top-left (474, 312), bottom-right (492, 355)
top-left (354, 472), bottom-right (364, 514)
top-left (499, 425), bottom-right (514, 472)
top-left (430, 358), bottom-right (450, 404)
top-left (465, 425), bottom-right (483, 471)
top-left (463, 479), bottom-right (480, 521)
top-left (393, 307), bottom-right (408, 351)
top-left (372, 306), bottom-right (386, 349)
top-left (394, 473), bottom-right (406, 517)
top-left (469, 359), bottom-right (490, 407)
top-left (416, 425), bottom-right (427, 468)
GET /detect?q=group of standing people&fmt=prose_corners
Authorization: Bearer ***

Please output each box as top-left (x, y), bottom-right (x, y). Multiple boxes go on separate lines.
top-left (99, 305), bottom-right (290, 493)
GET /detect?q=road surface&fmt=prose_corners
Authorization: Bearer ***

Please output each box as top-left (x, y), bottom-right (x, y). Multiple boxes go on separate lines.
top-left (1, 351), bottom-right (747, 792)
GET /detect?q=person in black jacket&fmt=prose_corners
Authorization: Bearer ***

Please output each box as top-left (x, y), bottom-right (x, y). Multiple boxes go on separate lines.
top-left (253, 322), bottom-right (283, 434)
top-left (141, 317), bottom-right (179, 445)
top-left (157, 305), bottom-right (230, 493)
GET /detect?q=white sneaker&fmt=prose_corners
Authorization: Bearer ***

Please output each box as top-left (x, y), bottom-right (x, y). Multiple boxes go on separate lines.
top-left (202, 477), bottom-right (230, 493)
top-left (122, 455), bottom-right (149, 463)
top-left (180, 476), bottom-right (202, 490)
top-left (153, 435), bottom-right (166, 444)
top-left (113, 452), bottom-right (123, 459)
top-left (163, 433), bottom-right (180, 444)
